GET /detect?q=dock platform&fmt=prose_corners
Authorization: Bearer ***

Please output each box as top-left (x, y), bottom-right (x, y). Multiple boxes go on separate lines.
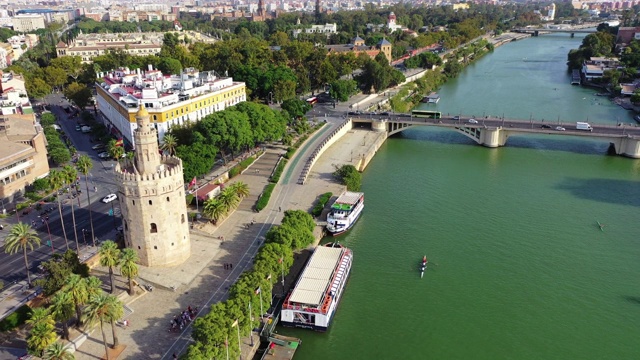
top-left (571, 69), bottom-right (581, 85)
top-left (260, 334), bottom-right (301, 360)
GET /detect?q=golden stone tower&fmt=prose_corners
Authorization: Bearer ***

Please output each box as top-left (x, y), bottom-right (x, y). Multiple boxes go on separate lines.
top-left (115, 104), bottom-right (191, 267)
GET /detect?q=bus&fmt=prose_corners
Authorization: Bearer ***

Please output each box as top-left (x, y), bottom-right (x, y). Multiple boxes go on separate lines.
top-left (306, 97), bottom-right (318, 106)
top-left (411, 110), bottom-right (442, 119)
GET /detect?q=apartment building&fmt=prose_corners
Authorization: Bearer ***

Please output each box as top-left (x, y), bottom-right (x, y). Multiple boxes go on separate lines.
top-left (12, 14), bottom-right (46, 32)
top-left (95, 66), bottom-right (246, 146)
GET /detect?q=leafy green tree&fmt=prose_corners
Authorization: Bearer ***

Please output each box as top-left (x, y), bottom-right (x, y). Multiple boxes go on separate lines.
top-left (48, 169), bottom-right (70, 250)
top-left (281, 99), bottom-right (311, 120)
top-left (76, 155), bottom-right (96, 247)
top-left (40, 113), bottom-right (56, 127)
top-left (3, 223), bottom-right (41, 287)
top-left (50, 56), bottom-right (83, 82)
top-left (49, 291), bottom-right (75, 340)
top-left (175, 142), bottom-right (218, 182)
top-left (64, 82), bottom-right (93, 110)
top-left (157, 57), bottom-right (183, 75)
top-left (329, 79), bottom-right (358, 102)
top-left (26, 77), bottom-right (52, 99)
top-left (44, 67), bottom-right (68, 91)
top-left (36, 250), bottom-right (89, 297)
top-left (228, 181), bottom-right (250, 199)
top-left (333, 164), bottom-right (362, 191)
top-left (48, 147), bottom-right (72, 165)
top-left (273, 79), bottom-right (296, 102)
top-left (107, 139), bottom-right (125, 160)
top-left (119, 249), bottom-right (139, 296)
top-left (631, 89), bottom-right (640, 105)
top-left (106, 295), bottom-right (124, 348)
top-left (99, 241), bottom-right (121, 294)
top-left (43, 341), bottom-right (75, 360)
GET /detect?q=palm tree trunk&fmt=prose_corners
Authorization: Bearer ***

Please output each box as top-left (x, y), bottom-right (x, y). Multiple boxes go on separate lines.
top-left (85, 174), bottom-right (96, 247)
top-left (57, 197), bottom-right (69, 250)
top-left (128, 277), bottom-right (134, 296)
top-left (75, 303), bottom-right (82, 327)
top-left (23, 247), bottom-right (31, 287)
top-left (70, 197), bottom-right (80, 253)
top-left (100, 320), bottom-right (110, 360)
top-left (63, 321), bottom-right (69, 340)
top-left (110, 319), bottom-right (119, 347)
top-left (109, 266), bottom-right (115, 293)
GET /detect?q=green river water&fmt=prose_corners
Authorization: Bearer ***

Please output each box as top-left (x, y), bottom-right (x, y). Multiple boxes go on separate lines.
top-left (280, 34), bottom-right (640, 360)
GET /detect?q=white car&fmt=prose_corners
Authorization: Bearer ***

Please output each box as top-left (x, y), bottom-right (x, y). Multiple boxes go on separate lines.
top-left (101, 194), bottom-right (117, 203)
top-left (555, 126), bottom-right (566, 131)
top-left (98, 152), bottom-right (110, 159)
top-left (92, 144), bottom-right (105, 150)
top-left (468, 118), bottom-right (478, 124)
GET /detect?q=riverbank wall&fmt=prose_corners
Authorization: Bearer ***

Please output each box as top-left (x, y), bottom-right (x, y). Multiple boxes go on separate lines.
top-left (490, 32), bottom-right (531, 48)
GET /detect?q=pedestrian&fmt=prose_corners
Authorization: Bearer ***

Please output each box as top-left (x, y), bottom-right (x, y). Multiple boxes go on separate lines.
top-left (123, 319), bottom-right (129, 327)
top-left (230, 263), bottom-right (233, 269)
top-left (278, 206), bottom-right (281, 212)
top-left (173, 353), bottom-right (178, 359)
top-left (223, 263), bottom-right (227, 270)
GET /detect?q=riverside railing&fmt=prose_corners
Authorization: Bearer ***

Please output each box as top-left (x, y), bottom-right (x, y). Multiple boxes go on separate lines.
top-left (298, 119), bottom-right (351, 185)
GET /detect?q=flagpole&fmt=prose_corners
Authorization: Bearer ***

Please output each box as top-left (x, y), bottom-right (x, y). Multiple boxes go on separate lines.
top-left (259, 289), bottom-right (264, 321)
top-left (226, 334), bottom-right (229, 360)
top-left (280, 257), bottom-right (285, 296)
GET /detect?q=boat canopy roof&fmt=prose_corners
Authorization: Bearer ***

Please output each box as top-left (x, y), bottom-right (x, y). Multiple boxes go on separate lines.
top-left (331, 191), bottom-right (363, 211)
top-left (289, 246), bottom-right (345, 306)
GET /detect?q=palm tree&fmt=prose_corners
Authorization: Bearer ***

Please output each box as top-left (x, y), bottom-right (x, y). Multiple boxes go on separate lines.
top-left (107, 139), bottom-right (124, 160)
top-left (119, 249), bottom-right (139, 295)
top-left (202, 198), bottom-right (226, 224)
top-left (105, 295), bottom-right (124, 348)
top-left (99, 241), bottom-right (121, 294)
top-left (228, 181), bottom-right (250, 199)
top-left (3, 223), bottom-right (41, 287)
top-left (48, 169), bottom-right (70, 250)
top-left (63, 274), bottom-right (87, 327)
top-left (83, 293), bottom-right (113, 359)
top-left (62, 165), bottom-right (80, 253)
top-left (76, 155), bottom-right (96, 247)
top-left (26, 308), bottom-right (57, 356)
top-left (85, 276), bottom-right (103, 299)
top-left (43, 342), bottom-right (75, 360)
top-left (218, 186), bottom-right (240, 211)
top-left (161, 133), bottom-right (178, 155)
top-left (49, 291), bottom-right (74, 340)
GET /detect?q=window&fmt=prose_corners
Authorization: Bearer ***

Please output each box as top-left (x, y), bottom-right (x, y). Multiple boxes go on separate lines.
top-left (124, 221), bottom-right (128, 231)
top-left (181, 214), bottom-right (185, 223)
top-left (149, 200), bottom-right (152, 205)
top-left (167, 196), bottom-right (170, 202)
top-left (132, 200), bottom-right (135, 205)
top-left (138, 246), bottom-right (141, 249)
top-left (154, 246), bottom-right (157, 249)
top-left (150, 223), bottom-right (157, 233)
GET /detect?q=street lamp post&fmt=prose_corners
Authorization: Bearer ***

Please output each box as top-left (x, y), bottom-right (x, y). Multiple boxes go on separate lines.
top-left (110, 202), bottom-right (117, 229)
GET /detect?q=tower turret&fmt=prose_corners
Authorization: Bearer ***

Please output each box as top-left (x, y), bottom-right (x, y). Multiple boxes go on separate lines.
top-left (133, 104), bottom-right (161, 175)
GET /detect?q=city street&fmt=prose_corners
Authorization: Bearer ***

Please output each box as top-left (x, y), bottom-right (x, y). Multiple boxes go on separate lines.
top-left (0, 93), bottom-right (121, 293)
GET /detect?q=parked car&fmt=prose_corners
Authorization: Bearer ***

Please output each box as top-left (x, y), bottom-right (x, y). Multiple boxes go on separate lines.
top-left (75, 125), bottom-right (82, 131)
top-left (555, 126), bottom-right (566, 131)
top-left (101, 194), bottom-right (118, 203)
top-left (453, 116), bottom-right (460, 120)
top-left (98, 152), bottom-right (110, 159)
top-left (468, 118), bottom-right (478, 124)
top-left (92, 144), bottom-right (105, 150)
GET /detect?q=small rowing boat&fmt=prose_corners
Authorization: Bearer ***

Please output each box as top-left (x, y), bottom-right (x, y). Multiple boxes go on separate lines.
top-left (420, 255), bottom-right (427, 278)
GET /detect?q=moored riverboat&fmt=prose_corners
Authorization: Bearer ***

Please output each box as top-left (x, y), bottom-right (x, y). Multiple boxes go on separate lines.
top-left (280, 246), bottom-right (353, 331)
top-left (326, 191), bottom-right (364, 236)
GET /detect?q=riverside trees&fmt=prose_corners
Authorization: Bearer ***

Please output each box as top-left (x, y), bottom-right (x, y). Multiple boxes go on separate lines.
top-left (186, 210), bottom-right (314, 359)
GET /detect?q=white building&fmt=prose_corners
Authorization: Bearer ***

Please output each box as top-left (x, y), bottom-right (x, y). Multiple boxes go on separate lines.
top-left (11, 15), bottom-right (45, 32)
top-left (95, 66), bottom-right (247, 146)
top-left (293, 23), bottom-right (338, 38)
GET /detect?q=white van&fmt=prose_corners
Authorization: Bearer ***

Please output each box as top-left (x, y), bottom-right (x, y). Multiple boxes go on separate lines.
top-left (576, 122), bottom-right (593, 131)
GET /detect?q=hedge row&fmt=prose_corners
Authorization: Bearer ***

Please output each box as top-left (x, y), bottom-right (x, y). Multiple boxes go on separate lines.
top-left (312, 192), bottom-right (333, 217)
top-left (229, 156), bottom-right (256, 178)
top-left (255, 183), bottom-right (275, 212)
top-left (270, 159), bottom-right (287, 183)
top-left (0, 304), bottom-right (31, 332)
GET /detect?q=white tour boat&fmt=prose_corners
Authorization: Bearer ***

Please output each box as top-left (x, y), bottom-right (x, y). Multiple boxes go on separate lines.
top-left (280, 245), bottom-right (353, 331)
top-left (326, 191), bottom-right (364, 236)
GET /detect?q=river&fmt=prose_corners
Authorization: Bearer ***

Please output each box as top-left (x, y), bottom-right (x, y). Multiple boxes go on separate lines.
top-left (280, 34), bottom-right (640, 360)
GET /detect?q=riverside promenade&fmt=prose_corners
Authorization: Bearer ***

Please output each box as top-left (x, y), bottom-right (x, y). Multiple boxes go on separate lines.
top-left (67, 98), bottom-right (383, 359)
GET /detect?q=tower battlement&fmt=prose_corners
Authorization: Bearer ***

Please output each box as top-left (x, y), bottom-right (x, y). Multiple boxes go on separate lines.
top-left (114, 156), bottom-right (183, 183)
